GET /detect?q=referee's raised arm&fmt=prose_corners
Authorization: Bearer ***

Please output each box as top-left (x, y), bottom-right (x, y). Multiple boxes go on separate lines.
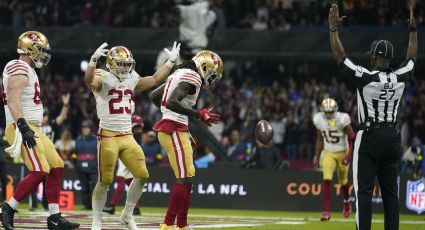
top-left (328, 4), bottom-right (347, 64)
top-left (406, 7), bottom-right (417, 61)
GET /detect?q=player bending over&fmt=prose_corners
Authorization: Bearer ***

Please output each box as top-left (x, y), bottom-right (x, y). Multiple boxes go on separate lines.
top-left (313, 98), bottom-right (355, 221)
top-left (150, 50), bottom-right (223, 230)
top-left (85, 42), bottom-right (180, 230)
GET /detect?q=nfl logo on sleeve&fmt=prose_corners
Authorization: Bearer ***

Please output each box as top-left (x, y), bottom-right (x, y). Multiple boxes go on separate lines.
top-left (406, 179), bottom-right (425, 214)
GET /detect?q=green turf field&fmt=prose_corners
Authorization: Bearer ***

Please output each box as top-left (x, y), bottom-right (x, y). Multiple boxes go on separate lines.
top-left (9, 205), bottom-right (425, 229)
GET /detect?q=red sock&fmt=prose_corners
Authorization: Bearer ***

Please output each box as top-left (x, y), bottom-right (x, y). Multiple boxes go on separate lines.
top-left (111, 176), bottom-right (126, 206)
top-left (177, 184), bottom-right (192, 228)
top-left (323, 180), bottom-right (331, 212)
top-left (45, 167), bottom-right (63, 204)
top-left (164, 184), bottom-right (186, 226)
top-left (342, 183), bottom-right (350, 200)
top-left (13, 171), bottom-right (46, 202)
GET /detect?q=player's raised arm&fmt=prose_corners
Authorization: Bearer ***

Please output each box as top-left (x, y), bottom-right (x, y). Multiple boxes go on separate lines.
top-left (149, 84), bottom-right (165, 108)
top-left (329, 4), bottom-right (347, 64)
top-left (406, 7), bottom-right (417, 61)
top-left (84, 42), bottom-right (108, 92)
top-left (135, 42), bottom-right (181, 93)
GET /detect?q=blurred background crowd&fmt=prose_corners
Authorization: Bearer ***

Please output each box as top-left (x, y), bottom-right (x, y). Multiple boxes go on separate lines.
top-left (0, 0), bottom-right (425, 29)
top-left (0, 0), bottom-right (424, 175)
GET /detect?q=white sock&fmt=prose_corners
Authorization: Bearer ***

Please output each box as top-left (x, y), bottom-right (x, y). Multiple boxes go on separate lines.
top-left (92, 182), bottom-right (108, 223)
top-left (8, 197), bottom-right (20, 210)
top-left (122, 178), bottom-right (145, 218)
top-left (48, 203), bottom-right (60, 215)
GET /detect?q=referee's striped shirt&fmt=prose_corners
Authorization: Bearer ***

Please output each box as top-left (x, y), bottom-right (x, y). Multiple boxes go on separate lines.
top-left (340, 58), bottom-right (415, 124)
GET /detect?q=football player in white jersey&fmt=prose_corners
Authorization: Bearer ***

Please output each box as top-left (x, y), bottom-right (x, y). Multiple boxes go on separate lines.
top-left (1, 31), bottom-right (79, 230)
top-left (150, 50), bottom-right (223, 230)
top-left (84, 41), bottom-right (180, 230)
top-left (312, 98), bottom-right (355, 221)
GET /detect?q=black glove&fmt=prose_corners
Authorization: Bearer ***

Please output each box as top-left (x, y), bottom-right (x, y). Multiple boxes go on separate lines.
top-left (17, 118), bottom-right (36, 148)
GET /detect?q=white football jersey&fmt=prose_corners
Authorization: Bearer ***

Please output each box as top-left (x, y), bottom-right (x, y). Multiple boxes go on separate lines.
top-left (160, 68), bottom-right (202, 125)
top-left (93, 69), bottom-right (140, 132)
top-left (2, 59), bottom-right (43, 126)
top-left (313, 112), bottom-right (351, 152)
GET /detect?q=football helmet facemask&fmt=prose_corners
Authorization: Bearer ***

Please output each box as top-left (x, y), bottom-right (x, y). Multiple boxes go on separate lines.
top-left (17, 31), bottom-right (51, 68)
top-left (106, 46), bottom-right (135, 80)
top-left (192, 50), bottom-right (223, 90)
top-left (321, 98), bottom-right (338, 120)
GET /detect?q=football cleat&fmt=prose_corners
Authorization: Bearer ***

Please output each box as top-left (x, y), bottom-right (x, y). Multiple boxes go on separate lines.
top-left (133, 207), bottom-right (141, 216)
top-left (119, 214), bottom-right (139, 230)
top-left (159, 223), bottom-right (174, 230)
top-left (2, 202), bottom-right (16, 230)
top-left (343, 199), bottom-right (352, 218)
top-left (47, 213), bottom-right (80, 230)
top-left (103, 204), bottom-right (115, 215)
top-left (177, 226), bottom-right (193, 230)
top-left (320, 211), bottom-right (331, 221)
top-left (91, 222), bottom-right (102, 230)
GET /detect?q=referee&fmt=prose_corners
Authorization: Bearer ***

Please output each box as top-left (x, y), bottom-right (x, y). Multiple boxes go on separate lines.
top-left (328, 4), bottom-right (417, 230)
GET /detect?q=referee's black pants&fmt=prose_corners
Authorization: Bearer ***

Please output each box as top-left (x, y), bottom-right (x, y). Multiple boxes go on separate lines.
top-left (353, 127), bottom-right (400, 230)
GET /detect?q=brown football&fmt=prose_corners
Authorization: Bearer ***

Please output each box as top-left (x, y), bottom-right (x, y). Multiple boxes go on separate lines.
top-left (255, 120), bottom-right (274, 145)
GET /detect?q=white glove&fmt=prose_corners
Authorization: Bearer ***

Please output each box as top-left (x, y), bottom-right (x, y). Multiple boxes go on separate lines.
top-left (164, 41), bottom-right (181, 68)
top-left (89, 42), bottom-right (109, 67)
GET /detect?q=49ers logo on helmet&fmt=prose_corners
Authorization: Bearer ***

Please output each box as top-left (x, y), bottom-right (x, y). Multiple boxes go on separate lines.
top-left (27, 33), bottom-right (41, 41)
top-left (211, 53), bottom-right (221, 66)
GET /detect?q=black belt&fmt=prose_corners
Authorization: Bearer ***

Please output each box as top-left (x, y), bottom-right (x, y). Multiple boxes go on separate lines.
top-left (358, 122), bottom-right (396, 130)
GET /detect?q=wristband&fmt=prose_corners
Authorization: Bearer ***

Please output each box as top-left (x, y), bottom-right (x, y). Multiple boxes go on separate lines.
top-left (89, 59), bottom-right (97, 67)
top-left (329, 26), bottom-right (338, 32)
top-left (165, 60), bottom-right (175, 68)
top-left (409, 27), bottom-right (417, 32)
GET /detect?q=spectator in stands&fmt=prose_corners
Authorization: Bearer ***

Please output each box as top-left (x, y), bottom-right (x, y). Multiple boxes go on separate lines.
top-left (269, 113), bottom-right (285, 152)
top-left (298, 117), bottom-right (314, 160)
top-left (246, 139), bottom-right (280, 170)
top-left (55, 128), bottom-right (75, 169)
top-left (226, 129), bottom-right (252, 163)
top-left (74, 120), bottom-right (98, 210)
top-left (177, 0), bottom-right (216, 51)
top-left (40, 93), bottom-right (70, 141)
top-left (284, 112), bottom-right (298, 160)
top-left (142, 131), bottom-right (163, 166)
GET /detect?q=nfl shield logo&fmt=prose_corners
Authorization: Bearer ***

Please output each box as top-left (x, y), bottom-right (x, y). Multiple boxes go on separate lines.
top-left (406, 179), bottom-right (425, 214)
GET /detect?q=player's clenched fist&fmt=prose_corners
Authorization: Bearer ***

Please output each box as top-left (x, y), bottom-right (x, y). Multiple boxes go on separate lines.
top-left (198, 107), bottom-right (221, 126)
top-left (89, 42), bottom-right (109, 67)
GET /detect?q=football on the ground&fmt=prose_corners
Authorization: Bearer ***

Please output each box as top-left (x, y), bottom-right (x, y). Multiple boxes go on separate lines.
top-left (255, 120), bottom-right (274, 145)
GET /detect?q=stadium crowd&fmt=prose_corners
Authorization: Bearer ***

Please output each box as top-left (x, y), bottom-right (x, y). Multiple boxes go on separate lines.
top-left (0, 0), bottom-right (424, 29)
top-left (6, 58), bottom-right (421, 171)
